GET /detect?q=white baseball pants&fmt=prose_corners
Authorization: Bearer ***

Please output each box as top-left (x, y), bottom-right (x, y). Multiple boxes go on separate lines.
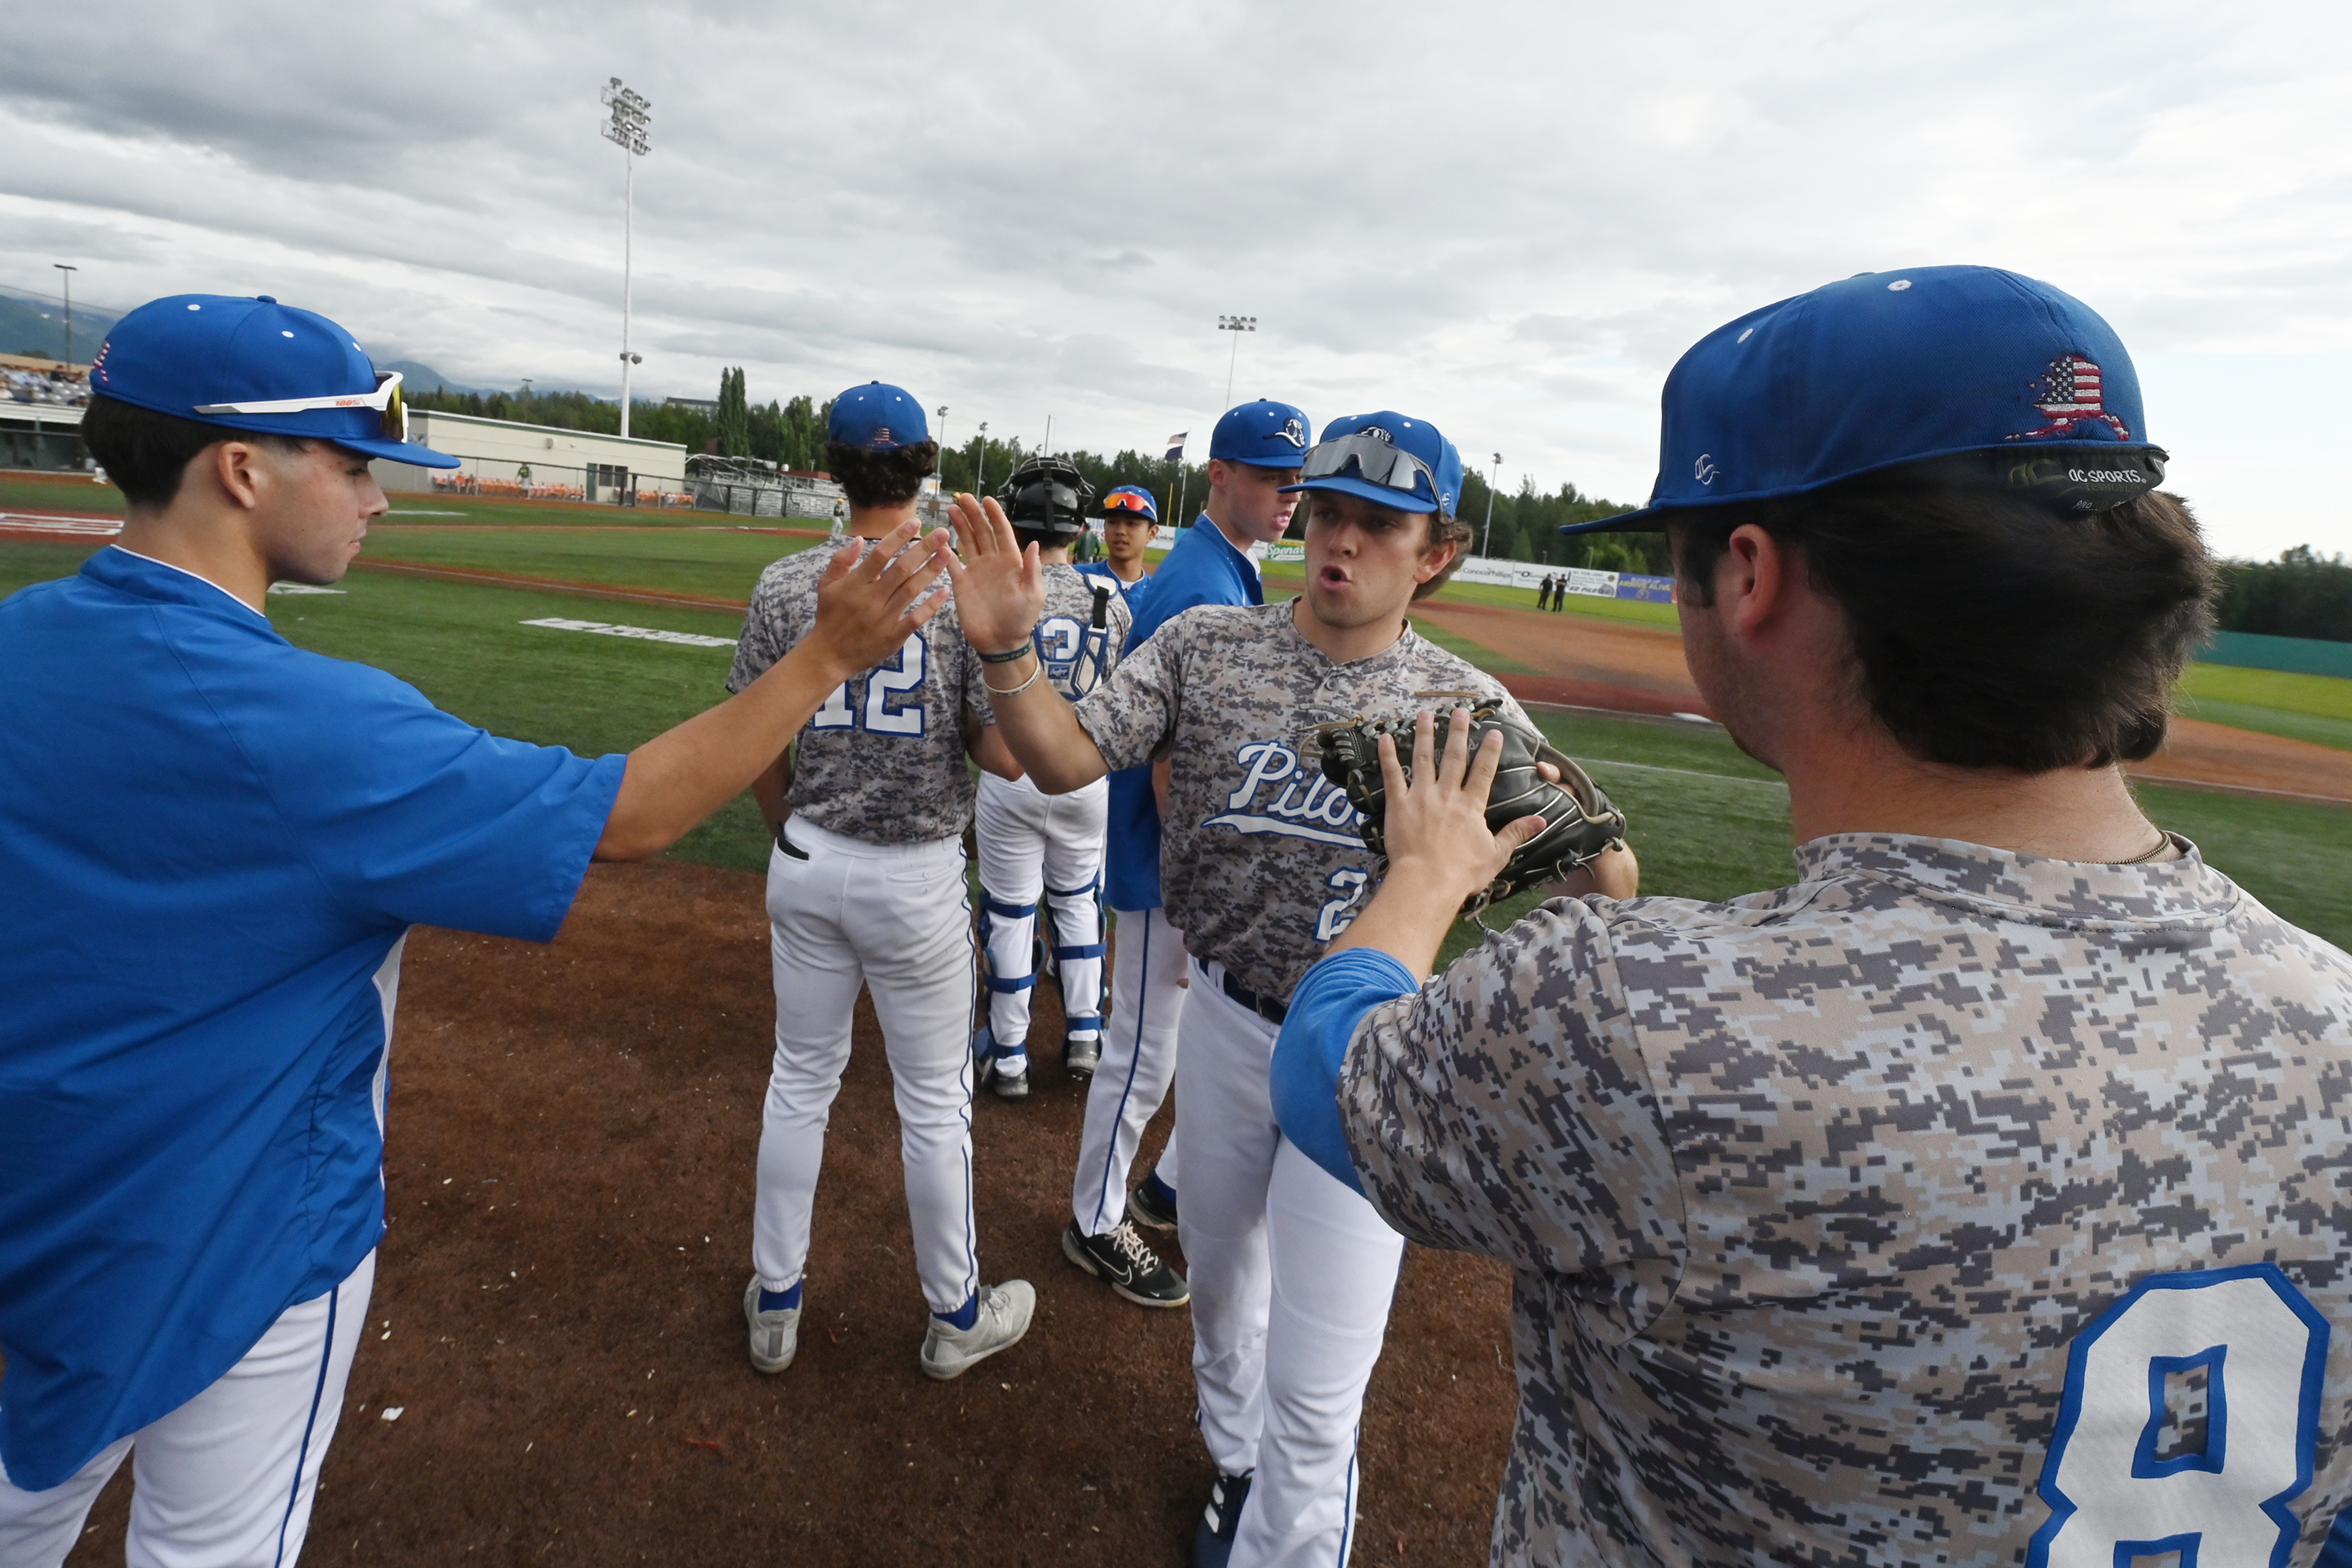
top-left (753, 819), bottom-right (981, 1318)
top-left (1176, 958), bottom-right (1405, 1568)
top-left (973, 772), bottom-right (1108, 1058)
top-left (0, 1250), bottom-right (376, 1568)
top-left (1071, 905), bottom-right (1187, 1233)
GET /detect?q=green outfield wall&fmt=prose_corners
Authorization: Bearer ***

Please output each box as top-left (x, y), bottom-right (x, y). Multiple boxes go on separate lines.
top-left (2202, 630), bottom-right (2352, 679)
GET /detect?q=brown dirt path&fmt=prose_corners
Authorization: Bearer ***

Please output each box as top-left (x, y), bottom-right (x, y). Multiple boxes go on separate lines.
top-left (65, 862), bottom-right (1516, 1567)
top-left (350, 557), bottom-right (751, 613)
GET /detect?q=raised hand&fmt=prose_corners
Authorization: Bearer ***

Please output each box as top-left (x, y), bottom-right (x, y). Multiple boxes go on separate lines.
top-left (940, 492), bottom-right (1047, 656)
top-left (1377, 708), bottom-right (1546, 907)
top-left (807, 518), bottom-right (954, 679)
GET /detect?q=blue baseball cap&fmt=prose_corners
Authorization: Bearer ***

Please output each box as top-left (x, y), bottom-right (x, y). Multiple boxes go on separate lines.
top-left (1281, 411), bottom-right (1465, 517)
top-left (1208, 399), bottom-right (1311, 468)
top-left (1571, 264), bottom-right (2166, 534)
top-left (1102, 485), bottom-right (1160, 525)
top-left (827, 382), bottom-right (929, 450)
top-left (89, 293), bottom-right (458, 467)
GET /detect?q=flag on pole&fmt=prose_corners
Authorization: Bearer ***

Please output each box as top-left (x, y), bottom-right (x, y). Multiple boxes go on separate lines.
top-left (1164, 433), bottom-right (1187, 462)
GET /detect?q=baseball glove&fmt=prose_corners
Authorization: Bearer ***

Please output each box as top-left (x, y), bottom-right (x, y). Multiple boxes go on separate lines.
top-left (1313, 693), bottom-right (1627, 917)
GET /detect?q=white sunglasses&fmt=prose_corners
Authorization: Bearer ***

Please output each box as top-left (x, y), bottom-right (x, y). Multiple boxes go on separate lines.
top-left (194, 370), bottom-right (407, 442)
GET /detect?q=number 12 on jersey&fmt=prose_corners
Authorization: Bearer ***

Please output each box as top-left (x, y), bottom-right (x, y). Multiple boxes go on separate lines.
top-left (810, 633), bottom-right (928, 737)
top-left (2031, 1263), bottom-right (2330, 1568)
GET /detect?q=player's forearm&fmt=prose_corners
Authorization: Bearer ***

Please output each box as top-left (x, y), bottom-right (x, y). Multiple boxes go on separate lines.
top-left (1329, 843), bottom-right (1640, 976)
top-left (984, 651), bottom-right (1110, 792)
top-left (750, 752), bottom-right (791, 831)
top-left (596, 643), bottom-right (853, 860)
top-left (970, 721), bottom-right (1026, 782)
top-left (1321, 859), bottom-right (1469, 979)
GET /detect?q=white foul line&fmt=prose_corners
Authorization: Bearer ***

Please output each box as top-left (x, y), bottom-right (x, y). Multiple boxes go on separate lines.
top-left (521, 617), bottom-right (737, 649)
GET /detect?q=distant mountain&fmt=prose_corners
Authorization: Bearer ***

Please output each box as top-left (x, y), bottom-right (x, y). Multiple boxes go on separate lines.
top-left (0, 286), bottom-right (122, 366)
top-left (382, 359), bottom-right (489, 395)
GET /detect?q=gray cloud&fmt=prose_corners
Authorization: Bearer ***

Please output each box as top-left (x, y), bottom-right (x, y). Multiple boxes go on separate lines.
top-left (1, 1), bottom-right (2347, 554)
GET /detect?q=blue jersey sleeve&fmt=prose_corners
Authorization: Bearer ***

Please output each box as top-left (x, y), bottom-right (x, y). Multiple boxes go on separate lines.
top-left (232, 653), bottom-right (623, 940)
top-left (1271, 948), bottom-right (1421, 1193)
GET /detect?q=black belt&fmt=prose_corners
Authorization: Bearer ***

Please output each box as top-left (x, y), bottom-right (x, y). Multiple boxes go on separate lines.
top-left (1220, 970), bottom-right (1288, 1025)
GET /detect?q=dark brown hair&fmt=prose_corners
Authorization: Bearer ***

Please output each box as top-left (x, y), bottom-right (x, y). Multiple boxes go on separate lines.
top-left (81, 395), bottom-right (310, 510)
top-left (824, 439), bottom-right (940, 510)
top-left (1669, 474), bottom-right (2215, 770)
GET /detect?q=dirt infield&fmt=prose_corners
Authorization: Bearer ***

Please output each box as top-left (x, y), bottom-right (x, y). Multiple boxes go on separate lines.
top-left (1423, 598), bottom-right (2352, 804)
top-left (63, 862), bottom-right (1516, 1567)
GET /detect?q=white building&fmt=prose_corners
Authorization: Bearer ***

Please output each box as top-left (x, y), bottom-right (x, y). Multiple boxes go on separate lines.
top-left (371, 408), bottom-right (689, 504)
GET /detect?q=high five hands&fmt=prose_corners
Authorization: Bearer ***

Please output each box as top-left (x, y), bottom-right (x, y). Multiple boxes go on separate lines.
top-left (1381, 708), bottom-right (1550, 908)
top-left (941, 493), bottom-right (1049, 655)
top-left (1324, 708), bottom-right (1638, 975)
top-left (808, 517), bottom-right (958, 678)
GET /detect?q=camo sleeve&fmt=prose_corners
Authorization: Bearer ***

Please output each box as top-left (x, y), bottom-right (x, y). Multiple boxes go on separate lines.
top-left (1337, 896), bottom-right (1688, 1298)
top-left (1068, 620), bottom-right (1182, 773)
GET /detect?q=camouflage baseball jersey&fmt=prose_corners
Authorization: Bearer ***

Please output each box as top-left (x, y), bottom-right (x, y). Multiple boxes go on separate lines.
top-left (1033, 562), bottom-right (1131, 702)
top-left (1073, 600), bottom-right (1520, 1000)
top-left (728, 542), bottom-right (992, 845)
top-left (1337, 833), bottom-right (2352, 1567)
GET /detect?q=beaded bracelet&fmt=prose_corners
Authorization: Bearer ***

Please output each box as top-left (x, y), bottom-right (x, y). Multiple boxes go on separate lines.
top-left (981, 661), bottom-right (1044, 698)
top-left (978, 632), bottom-right (1037, 664)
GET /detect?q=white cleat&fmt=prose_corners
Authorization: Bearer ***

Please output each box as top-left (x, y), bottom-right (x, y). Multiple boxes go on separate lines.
top-left (919, 1280), bottom-right (1036, 1381)
top-left (743, 1277), bottom-right (800, 1375)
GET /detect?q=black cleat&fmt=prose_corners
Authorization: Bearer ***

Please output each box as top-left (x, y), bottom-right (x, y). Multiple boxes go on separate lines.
top-left (1192, 1471), bottom-right (1252, 1567)
top-left (1127, 1170), bottom-right (1179, 1232)
top-left (1062, 1219), bottom-right (1188, 1308)
top-left (1062, 1034), bottom-right (1101, 1081)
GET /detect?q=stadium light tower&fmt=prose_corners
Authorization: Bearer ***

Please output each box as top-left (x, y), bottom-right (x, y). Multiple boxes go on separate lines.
top-left (936, 406), bottom-right (949, 474)
top-left (601, 77), bottom-right (653, 438)
top-left (975, 421), bottom-right (989, 493)
top-left (1217, 314), bottom-right (1255, 413)
top-left (1482, 452), bottom-right (1503, 557)
top-left (52, 264), bottom-right (77, 368)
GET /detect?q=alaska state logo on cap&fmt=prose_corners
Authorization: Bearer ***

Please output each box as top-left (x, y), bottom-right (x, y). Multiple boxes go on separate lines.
top-left (828, 382), bottom-right (929, 451)
top-left (1574, 265), bottom-right (2166, 533)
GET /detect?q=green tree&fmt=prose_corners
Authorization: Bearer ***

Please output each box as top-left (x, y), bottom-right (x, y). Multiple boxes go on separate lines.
top-left (716, 367), bottom-right (750, 457)
top-left (781, 395), bottom-right (823, 471)
top-left (2215, 545), bottom-right (2352, 641)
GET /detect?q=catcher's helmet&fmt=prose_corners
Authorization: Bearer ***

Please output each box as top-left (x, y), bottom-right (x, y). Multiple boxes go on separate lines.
top-left (1000, 456), bottom-right (1095, 537)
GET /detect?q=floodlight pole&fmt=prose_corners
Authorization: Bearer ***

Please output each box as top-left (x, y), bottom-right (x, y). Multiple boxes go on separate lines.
top-left (621, 151), bottom-right (635, 438)
top-left (1483, 453), bottom-right (1502, 557)
top-left (975, 421), bottom-right (989, 493)
top-left (1217, 314), bottom-right (1256, 413)
top-left (602, 78), bottom-right (653, 438)
top-left (52, 264), bottom-right (77, 369)
top-left (936, 406), bottom-right (949, 475)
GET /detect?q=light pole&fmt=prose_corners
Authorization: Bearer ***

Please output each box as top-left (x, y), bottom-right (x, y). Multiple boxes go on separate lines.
top-left (1482, 453), bottom-right (1502, 557)
top-left (1216, 315), bottom-right (1255, 413)
top-left (601, 77), bottom-right (653, 438)
top-left (935, 406), bottom-right (949, 476)
top-left (974, 421), bottom-right (990, 493)
top-left (52, 264), bottom-right (77, 368)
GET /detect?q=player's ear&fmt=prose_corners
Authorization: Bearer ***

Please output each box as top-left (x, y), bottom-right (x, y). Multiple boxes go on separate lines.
top-left (1414, 514), bottom-right (1460, 583)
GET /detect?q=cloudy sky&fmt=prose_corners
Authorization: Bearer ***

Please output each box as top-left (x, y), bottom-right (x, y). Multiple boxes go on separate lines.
top-left (4, 2), bottom-right (2348, 557)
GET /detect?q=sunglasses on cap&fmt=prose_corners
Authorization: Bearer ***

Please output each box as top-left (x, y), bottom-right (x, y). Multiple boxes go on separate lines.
top-left (194, 370), bottom-right (408, 444)
top-left (1299, 432), bottom-right (1437, 504)
top-left (1103, 493), bottom-right (1156, 517)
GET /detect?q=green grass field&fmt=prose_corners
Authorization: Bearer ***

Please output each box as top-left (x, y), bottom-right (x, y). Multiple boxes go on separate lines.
top-left (2176, 663), bottom-right (2352, 752)
top-left (6, 526), bottom-right (2348, 954)
top-left (0, 472), bottom-right (123, 514)
top-left (363, 523), bottom-right (811, 601)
